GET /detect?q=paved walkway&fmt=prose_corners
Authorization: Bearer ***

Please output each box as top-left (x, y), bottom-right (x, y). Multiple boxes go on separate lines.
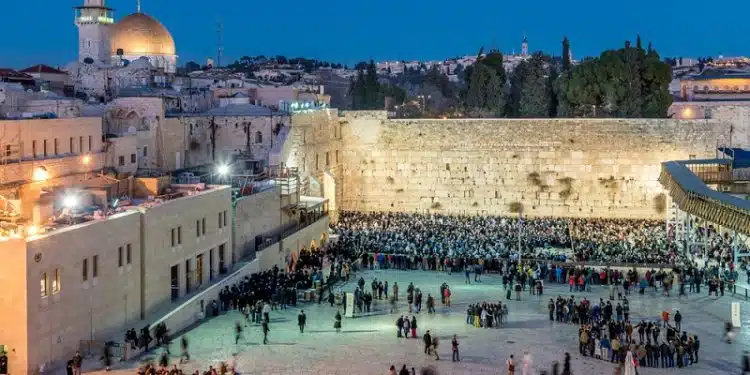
top-left (88, 270), bottom-right (749, 375)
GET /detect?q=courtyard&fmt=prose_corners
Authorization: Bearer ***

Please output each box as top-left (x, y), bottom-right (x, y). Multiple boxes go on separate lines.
top-left (95, 269), bottom-right (747, 375)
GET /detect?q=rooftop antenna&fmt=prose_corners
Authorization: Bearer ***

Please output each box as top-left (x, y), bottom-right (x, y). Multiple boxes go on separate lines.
top-left (216, 19), bottom-right (224, 68)
top-left (136, 0), bottom-right (141, 13)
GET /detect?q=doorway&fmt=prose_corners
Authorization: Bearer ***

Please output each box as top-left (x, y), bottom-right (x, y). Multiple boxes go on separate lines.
top-left (185, 259), bottom-right (192, 294)
top-left (170, 265), bottom-right (179, 301)
top-left (196, 254), bottom-right (204, 286)
top-left (209, 249), bottom-right (215, 281)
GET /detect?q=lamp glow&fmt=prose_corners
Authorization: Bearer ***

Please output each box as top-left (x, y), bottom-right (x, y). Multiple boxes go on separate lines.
top-left (217, 165), bottom-right (230, 175)
top-left (27, 225), bottom-right (39, 236)
top-left (32, 167), bottom-right (49, 181)
top-left (63, 195), bottom-right (78, 209)
top-left (82, 155), bottom-right (91, 165)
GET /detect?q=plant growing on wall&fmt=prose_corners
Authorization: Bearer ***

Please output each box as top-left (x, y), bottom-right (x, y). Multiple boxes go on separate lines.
top-left (653, 193), bottom-right (667, 214)
top-left (386, 176), bottom-right (395, 184)
top-left (508, 201), bottom-right (524, 213)
top-left (528, 172), bottom-right (549, 191)
top-left (599, 176), bottom-right (618, 190)
top-left (431, 202), bottom-right (442, 209)
top-left (558, 177), bottom-right (575, 200)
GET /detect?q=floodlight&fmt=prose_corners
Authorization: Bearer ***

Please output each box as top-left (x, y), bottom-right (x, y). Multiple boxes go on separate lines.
top-left (63, 195), bottom-right (78, 209)
top-left (217, 164), bottom-right (230, 175)
top-left (32, 166), bottom-right (49, 181)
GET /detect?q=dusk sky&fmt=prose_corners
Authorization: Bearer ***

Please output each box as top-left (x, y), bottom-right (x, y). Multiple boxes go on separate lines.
top-left (3, 0), bottom-right (750, 69)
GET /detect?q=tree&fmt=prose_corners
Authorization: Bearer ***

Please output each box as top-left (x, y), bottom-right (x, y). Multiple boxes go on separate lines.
top-left (561, 37), bottom-right (572, 73)
top-left (556, 44), bottom-right (672, 118)
top-left (547, 63), bottom-right (559, 117)
top-left (518, 54), bottom-right (551, 118)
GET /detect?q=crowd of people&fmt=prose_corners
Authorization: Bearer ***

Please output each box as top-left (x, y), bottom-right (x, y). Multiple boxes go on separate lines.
top-left (333, 211), bottom-right (750, 267)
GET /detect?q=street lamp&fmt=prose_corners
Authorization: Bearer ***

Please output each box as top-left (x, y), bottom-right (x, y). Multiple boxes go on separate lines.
top-left (217, 164), bottom-right (230, 176)
top-left (82, 155), bottom-right (91, 180)
top-left (32, 166), bottom-right (49, 182)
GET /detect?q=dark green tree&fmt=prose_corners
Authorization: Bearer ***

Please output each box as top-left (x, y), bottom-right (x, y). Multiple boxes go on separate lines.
top-left (518, 54), bottom-right (551, 118)
top-left (561, 37), bottom-right (572, 73)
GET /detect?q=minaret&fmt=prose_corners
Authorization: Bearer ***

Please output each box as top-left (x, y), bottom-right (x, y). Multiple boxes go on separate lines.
top-left (74, 0), bottom-right (115, 65)
top-left (521, 35), bottom-right (529, 57)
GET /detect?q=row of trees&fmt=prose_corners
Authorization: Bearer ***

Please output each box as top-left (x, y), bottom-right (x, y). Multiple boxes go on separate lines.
top-left (381, 37), bottom-right (673, 119)
top-left (347, 60), bottom-right (406, 110)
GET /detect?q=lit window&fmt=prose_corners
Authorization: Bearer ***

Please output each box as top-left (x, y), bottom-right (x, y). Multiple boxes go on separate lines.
top-left (52, 269), bottom-right (61, 294)
top-left (40, 273), bottom-right (48, 297)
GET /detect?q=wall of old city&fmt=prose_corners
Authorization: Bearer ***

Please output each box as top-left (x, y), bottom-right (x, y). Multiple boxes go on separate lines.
top-left (335, 112), bottom-right (731, 219)
top-left (274, 109), bottom-right (344, 221)
top-left (232, 189), bottom-right (282, 260)
top-left (140, 186), bottom-right (233, 315)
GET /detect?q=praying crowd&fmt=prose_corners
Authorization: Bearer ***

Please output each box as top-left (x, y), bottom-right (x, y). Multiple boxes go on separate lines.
top-left (333, 211), bottom-right (750, 267)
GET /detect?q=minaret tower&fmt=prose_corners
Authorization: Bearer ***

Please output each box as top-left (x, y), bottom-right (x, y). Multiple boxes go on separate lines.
top-left (74, 0), bottom-right (115, 65)
top-left (521, 35), bottom-right (529, 57)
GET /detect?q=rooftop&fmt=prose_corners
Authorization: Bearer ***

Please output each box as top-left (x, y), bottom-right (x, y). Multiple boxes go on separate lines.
top-left (0, 175), bottom-right (229, 242)
top-left (19, 64), bottom-right (67, 75)
top-left (173, 103), bottom-right (284, 117)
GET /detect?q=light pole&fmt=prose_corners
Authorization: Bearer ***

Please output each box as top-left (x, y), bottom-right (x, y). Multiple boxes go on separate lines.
top-left (82, 155), bottom-right (91, 180)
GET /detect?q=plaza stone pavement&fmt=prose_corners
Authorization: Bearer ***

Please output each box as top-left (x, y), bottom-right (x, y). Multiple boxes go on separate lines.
top-left (91, 270), bottom-right (749, 375)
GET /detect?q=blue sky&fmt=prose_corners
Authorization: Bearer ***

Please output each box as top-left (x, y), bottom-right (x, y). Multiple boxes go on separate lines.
top-left (2, 0), bottom-right (749, 69)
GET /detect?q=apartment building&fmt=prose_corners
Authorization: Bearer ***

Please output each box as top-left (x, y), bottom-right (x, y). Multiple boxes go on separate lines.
top-left (0, 178), bottom-right (232, 375)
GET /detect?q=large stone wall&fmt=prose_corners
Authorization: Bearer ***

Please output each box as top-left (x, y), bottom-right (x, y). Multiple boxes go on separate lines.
top-left (336, 113), bottom-right (731, 219)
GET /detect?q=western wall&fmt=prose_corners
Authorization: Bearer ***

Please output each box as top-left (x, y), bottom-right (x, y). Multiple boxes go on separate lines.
top-left (318, 111), bottom-right (731, 219)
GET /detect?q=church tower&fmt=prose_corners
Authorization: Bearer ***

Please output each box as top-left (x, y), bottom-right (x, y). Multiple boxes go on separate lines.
top-left (74, 0), bottom-right (115, 65)
top-left (521, 35), bottom-right (529, 57)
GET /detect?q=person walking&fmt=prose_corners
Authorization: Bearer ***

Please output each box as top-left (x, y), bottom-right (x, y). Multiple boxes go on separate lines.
top-left (423, 330), bottom-right (432, 355)
top-left (180, 336), bottom-right (190, 363)
top-left (452, 335), bottom-right (460, 362)
top-left (674, 310), bottom-right (682, 331)
top-left (507, 354), bottom-right (516, 375)
top-left (334, 311), bottom-right (342, 333)
top-left (298, 310), bottom-right (307, 333)
top-left (72, 351), bottom-right (82, 375)
top-left (261, 319), bottom-right (270, 344)
top-left (411, 316), bottom-right (418, 338)
top-left (235, 321), bottom-right (243, 344)
top-left (432, 335), bottom-right (440, 360)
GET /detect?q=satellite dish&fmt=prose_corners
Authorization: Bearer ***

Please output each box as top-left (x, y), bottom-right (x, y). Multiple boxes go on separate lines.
top-left (83, 57), bottom-right (94, 64)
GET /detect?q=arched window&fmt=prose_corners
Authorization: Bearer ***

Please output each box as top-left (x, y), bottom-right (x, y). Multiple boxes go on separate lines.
top-left (255, 131), bottom-right (262, 144)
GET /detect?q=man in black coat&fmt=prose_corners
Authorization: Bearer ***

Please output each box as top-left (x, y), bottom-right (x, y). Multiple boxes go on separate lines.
top-left (298, 310), bottom-right (307, 333)
top-left (423, 330), bottom-right (432, 355)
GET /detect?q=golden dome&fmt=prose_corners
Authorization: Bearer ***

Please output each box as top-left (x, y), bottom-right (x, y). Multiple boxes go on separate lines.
top-left (111, 13), bottom-right (176, 56)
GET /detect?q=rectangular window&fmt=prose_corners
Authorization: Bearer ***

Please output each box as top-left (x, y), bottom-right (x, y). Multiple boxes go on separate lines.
top-left (223, 211), bottom-right (227, 227)
top-left (43, 140), bottom-right (48, 157)
top-left (316, 154), bottom-right (319, 170)
top-left (70, 137), bottom-right (74, 153)
top-left (118, 246), bottom-right (123, 267)
top-left (143, 146), bottom-right (148, 157)
top-left (201, 218), bottom-right (206, 235)
top-left (178, 226), bottom-right (182, 244)
top-left (52, 269), bottom-right (60, 294)
top-left (126, 243), bottom-right (132, 264)
top-left (196, 220), bottom-right (201, 237)
top-left (88, 136), bottom-right (92, 151)
top-left (171, 228), bottom-right (176, 246)
top-left (82, 258), bottom-right (88, 281)
top-left (118, 156), bottom-right (125, 166)
top-left (93, 254), bottom-right (98, 278)
top-left (32, 140), bottom-right (37, 158)
top-left (40, 273), bottom-right (48, 297)
top-left (5, 145), bottom-right (10, 157)
top-left (131, 153), bottom-right (136, 163)
top-left (54, 138), bottom-right (59, 155)
top-left (326, 152), bottom-right (330, 166)
top-left (79, 136), bottom-right (83, 154)
top-left (336, 150), bottom-right (339, 163)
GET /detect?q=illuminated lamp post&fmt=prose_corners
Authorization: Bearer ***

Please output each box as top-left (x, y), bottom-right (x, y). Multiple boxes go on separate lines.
top-left (214, 164), bottom-right (230, 184)
top-left (82, 154), bottom-right (91, 180)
